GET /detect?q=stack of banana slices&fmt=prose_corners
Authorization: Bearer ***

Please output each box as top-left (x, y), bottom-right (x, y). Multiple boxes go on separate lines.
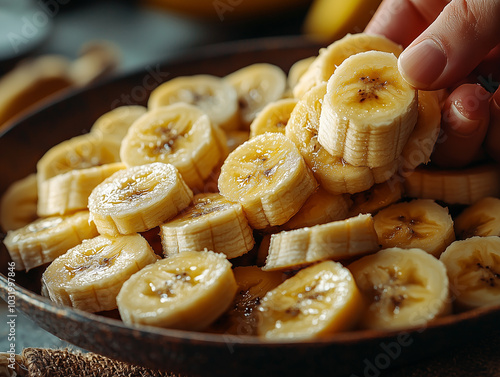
top-left (2, 32), bottom-right (500, 341)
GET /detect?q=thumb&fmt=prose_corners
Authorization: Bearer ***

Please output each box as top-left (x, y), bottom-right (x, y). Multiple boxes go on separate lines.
top-left (398, 0), bottom-right (500, 90)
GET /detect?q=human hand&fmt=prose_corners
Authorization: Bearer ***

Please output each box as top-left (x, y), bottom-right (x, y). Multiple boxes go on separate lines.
top-left (365, 0), bottom-right (500, 168)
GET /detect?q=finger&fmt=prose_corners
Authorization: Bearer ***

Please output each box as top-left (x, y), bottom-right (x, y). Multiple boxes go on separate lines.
top-left (485, 87), bottom-right (500, 162)
top-left (398, 0), bottom-right (500, 90)
top-left (365, 0), bottom-right (450, 47)
top-left (432, 84), bottom-right (491, 168)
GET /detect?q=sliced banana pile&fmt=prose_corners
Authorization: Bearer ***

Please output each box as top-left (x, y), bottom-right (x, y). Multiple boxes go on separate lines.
top-left (2, 32), bottom-right (500, 340)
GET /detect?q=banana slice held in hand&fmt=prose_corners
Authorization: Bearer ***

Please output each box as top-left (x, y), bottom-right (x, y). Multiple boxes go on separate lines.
top-left (3, 211), bottom-right (98, 271)
top-left (42, 233), bottom-right (158, 312)
top-left (225, 63), bottom-right (287, 127)
top-left (373, 199), bottom-right (455, 258)
top-left (455, 197), bottom-right (500, 239)
top-left (257, 260), bottom-right (364, 340)
top-left (349, 247), bottom-right (451, 331)
top-left (263, 214), bottom-right (380, 271)
top-left (218, 133), bottom-right (317, 229)
top-left (148, 74), bottom-right (239, 131)
top-left (440, 236), bottom-right (500, 310)
top-left (286, 83), bottom-right (398, 195)
top-left (120, 103), bottom-right (227, 191)
top-left (318, 51), bottom-right (418, 168)
top-left (88, 162), bottom-right (193, 236)
top-left (0, 173), bottom-right (38, 232)
top-left (117, 250), bottom-right (237, 331)
top-left (160, 193), bottom-right (254, 259)
top-left (293, 33), bottom-right (403, 99)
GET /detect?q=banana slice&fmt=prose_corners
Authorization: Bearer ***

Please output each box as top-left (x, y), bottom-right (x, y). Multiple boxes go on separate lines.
top-left (348, 178), bottom-right (404, 217)
top-left (399, 91), bottom-right (441, 172)
top-left (293, 33), bottom-right (403, 99)
top-left (36, 133), bottom-right (121, 184)
top-left (440, 236), bottom-right (500, 309)
top-left (264, 214), bottom-right (380, 271)
top-left (160, 193), bottom-right (254, 259)
top-left (287, 56), bottom-right (315, 94)
top-left (0, 173), bottom-right (38, 232)
top-left (148, 74), bottom-right (239, 131)
top-left (218, 133), bottom-right (317, 229)
top-left (249, 98), bottom-right (297, 138)
top-left (404, 164), bottom-right (500, 205)
top-left (257, 260), bottom-right (364, 340)
top-left (318, 51), bottom-right (418, 168)
top-left (90, 105), bottom-right (147, 142)
top-left (281, 187), bottom-right (351, 230)
top-left (37, 162), bottom-right (125, 217)
top-left (257, 234), bottom-right (272, 267)
top-left (3, 211), bottom-right (98, 271)
top-left (349, 247), bottom-right (450, 330)
top-left (455, 197), bottom-right (500, 239)
top-left (209, 266), bottom-right (287, 335)
top-left (88, 162), bottom-right (193, 236)
top-left (373, 199), bottom-right (455, 258)
top-left (117, 250), bottom-right (237, 330)
top-left (120, 103), bottom-right (226, 191)
top-left (225, 63), bottom-right (287, 127)
top-left (42, 233), bottom-right (158, 312)
top-left (286, 83), bottom-right (398, 195)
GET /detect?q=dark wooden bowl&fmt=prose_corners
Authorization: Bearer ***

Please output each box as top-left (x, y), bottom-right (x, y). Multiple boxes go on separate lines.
top-left (1, 36), bottom-right (500, 377)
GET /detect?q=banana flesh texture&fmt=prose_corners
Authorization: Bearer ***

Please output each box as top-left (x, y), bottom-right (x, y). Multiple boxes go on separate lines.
top-left (264, 214), bottom-right (380, 271)
top-left (225, 63), bottom-right (287, 127)
top-left (0, 173), bottom-right (38, 232)
top-left (373, 199), bottom-right (455, 258)
top-left (440, 236), bottom-right (500, 309)
top-left (218, 133), bottom-right (317, 229)
top-left (404, 164), bottom-right (500, 205)
top-left (348, 178), bottom-right (404, 217)
top-left (209, 266), bottom-right (287, 335)
top-left (90, 105), bottom-right (147, 142)
top-left (88, 162), bottom-right (193, 235)
top-left (349, 247), bottom-right (451, 330)
top-left (160, 193), bottom-right (255, 259)
top-left (148, 74), bottom-right (239, 131)
top-left (318, 51), bottom-right (418, 168)
top-left (280, 187), bottom-right (351, 230)
top-left (286, 83), bottom-right (398, 195)
top-left (258, 260), bottom-right (364, 340)
top-left (120, 103), bottom-right (227, 191)
top-left (249, 98), bottom-right (297, 138)
top-left (117, 250), bottom-right (237, 331)
top-left (455, 197), bottom-right (500, 239)
top-left (4, 211), bottom-right (98, 271)
top-left (37, 162), bottom-right (125, 217)
top-left (36, 133), bottom-right (121, 184)
top-left (293, 33), bottom-right (402, 99)
top-left (42, 233), bottom-right (158, 312)
top-left (399, 91), bottom-right (441, 172)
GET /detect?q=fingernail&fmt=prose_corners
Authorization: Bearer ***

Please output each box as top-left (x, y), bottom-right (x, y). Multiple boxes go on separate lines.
top-left (398, 39), bottom-right (447, 88)
top-left (449, 102), bottom-right (482, 136)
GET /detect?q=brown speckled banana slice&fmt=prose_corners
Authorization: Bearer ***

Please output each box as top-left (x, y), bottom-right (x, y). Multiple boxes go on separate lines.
top-left (249, 98), bottom-right (297, 138)
top-left (454, 197), bottom-right (500, 239)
